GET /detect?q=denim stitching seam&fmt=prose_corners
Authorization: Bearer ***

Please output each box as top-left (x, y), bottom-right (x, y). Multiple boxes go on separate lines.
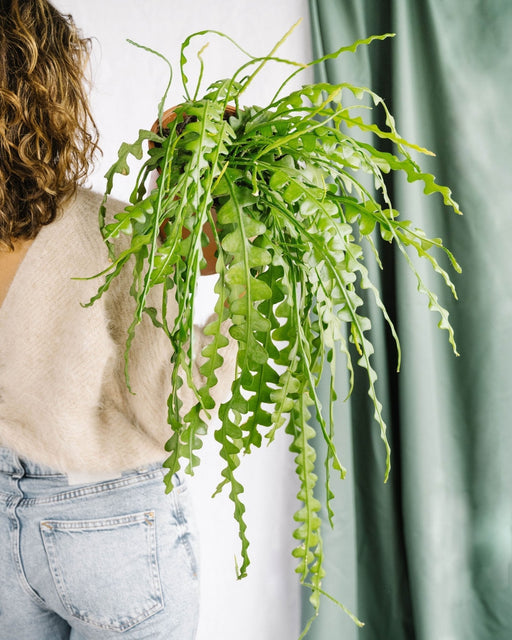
top-left (7, 489), bottom-right (48, 609)
top-left (19, 469), bottom-right (164, 506)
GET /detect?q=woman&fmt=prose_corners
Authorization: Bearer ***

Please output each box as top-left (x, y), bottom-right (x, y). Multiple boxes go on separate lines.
top-left (0, 2), bottom-right (232, 638)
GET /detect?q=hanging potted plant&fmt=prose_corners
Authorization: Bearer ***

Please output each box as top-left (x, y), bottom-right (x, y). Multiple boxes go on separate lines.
top-left (87, 22), bottom-right (460, 635)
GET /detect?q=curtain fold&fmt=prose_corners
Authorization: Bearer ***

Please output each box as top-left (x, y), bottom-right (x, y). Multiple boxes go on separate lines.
top-left (306, 2), bottom-right (512, 638)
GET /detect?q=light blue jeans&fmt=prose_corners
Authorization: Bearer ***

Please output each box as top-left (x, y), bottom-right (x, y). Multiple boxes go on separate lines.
top-left (0, 447), bottom-right (199, 639)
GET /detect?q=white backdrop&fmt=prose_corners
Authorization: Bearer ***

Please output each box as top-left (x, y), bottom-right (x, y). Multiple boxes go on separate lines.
top-left (51, 2), bottom-right (313, 638)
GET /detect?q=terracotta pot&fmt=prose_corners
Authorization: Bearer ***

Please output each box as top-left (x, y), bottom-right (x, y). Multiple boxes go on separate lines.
top-left (149, 103), bottom-right (237, 143)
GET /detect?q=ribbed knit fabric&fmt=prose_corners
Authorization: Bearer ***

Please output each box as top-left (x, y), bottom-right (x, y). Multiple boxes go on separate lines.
top-left (0, 188), bottom-right (235, 479)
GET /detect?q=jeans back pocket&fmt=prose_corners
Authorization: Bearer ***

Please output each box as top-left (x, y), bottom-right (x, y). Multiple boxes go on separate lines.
top-left (41, 510), bottom-right (163, 631)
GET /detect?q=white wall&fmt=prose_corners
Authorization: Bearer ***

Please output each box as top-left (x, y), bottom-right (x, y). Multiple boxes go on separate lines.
top-left (51, 2), bottom-right (313, 638)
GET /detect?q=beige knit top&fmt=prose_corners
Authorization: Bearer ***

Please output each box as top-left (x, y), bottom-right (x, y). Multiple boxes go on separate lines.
top-left (0, 188), bottom-right (234, 479)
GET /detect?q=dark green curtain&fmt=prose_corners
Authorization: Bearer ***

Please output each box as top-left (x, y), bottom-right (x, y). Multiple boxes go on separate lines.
top-left (305, 1), bottom-right (512, 639)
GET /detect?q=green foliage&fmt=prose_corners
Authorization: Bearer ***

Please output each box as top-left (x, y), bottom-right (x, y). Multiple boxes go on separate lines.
top-left (91, 26), bottom-right (460, 636)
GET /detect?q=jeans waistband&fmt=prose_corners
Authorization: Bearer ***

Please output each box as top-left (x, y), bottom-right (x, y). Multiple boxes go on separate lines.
top-left (0, 447), bottom-right (67, 477)
top-left (0, 447), bottom-right (175, 504)
top-left (0, 447), bottom-right (167, 482)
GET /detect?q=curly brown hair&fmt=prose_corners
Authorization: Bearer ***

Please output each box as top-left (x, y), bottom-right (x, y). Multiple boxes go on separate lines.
top-left (0, 0), bottom-right (99, 249)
